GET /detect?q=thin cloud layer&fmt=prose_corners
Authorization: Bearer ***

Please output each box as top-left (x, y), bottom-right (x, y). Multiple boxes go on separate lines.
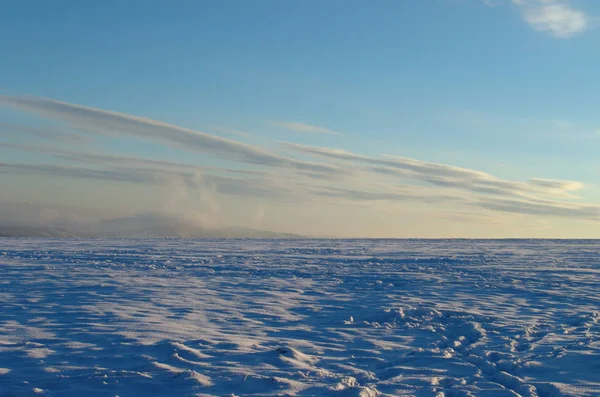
top-left (2, 95), bottom-right (598, 226)
top-left (529, 178), bottom-right (583, 192)
top-left (0, 162), bottom-right (159, 185)
top-left (0, 122), bottom-right (88, 143)
top-left (477, 197), bottom-right (600, 219)
top-left (0, 141), bottom-right (314, 204)
top-left (205, 125), bottom-right (253, 138)
top-left (0, 142), bottom-right (263, 176)
top-left (269, 121), bottom-right (343, 136)
top-left (0, 95), bottom-right (342, 176)
top-left (312, 185), bottom-right (463, 204)
top-left (282, 143), bottom-right (490, 180)
top-left (283, 142), bottom-right (581, 199)
top-left (0, 160), bottom-right (293, 201)
top-left (283, 142), bottom-right (599, 219)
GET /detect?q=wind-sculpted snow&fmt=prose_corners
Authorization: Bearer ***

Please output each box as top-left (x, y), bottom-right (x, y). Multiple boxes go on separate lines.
top-left (0, 239), bottom-right (599, 396)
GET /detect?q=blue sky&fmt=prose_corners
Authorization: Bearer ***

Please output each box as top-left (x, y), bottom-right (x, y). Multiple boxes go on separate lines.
top-left (1, 0), bottom-right (600, 237)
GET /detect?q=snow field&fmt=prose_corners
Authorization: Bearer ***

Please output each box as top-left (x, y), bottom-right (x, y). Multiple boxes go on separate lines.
top-left (0, 239), bottom-right (599, 396)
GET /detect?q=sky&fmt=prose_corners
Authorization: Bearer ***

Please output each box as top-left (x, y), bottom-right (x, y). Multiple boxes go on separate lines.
top-left (1, 0), bottom-right (600, 238)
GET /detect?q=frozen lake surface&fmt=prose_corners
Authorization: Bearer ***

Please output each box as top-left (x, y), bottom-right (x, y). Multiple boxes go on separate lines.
top-left (1, 239), bottom-right (599, 396)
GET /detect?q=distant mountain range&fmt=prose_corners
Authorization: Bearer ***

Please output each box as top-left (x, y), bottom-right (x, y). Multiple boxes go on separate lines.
top-left (0, 213), bottom-right (299, 238)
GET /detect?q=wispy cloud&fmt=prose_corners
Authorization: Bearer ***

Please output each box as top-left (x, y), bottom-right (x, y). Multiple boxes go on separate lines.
top-left (205, 125), bottom-right (253, 138)
top-left (0, 160), bottom-right (296, 202)
top-left (0, 162), bottom-right (160, 185)
top-left (0, 142), bottom-right (262, 176)
top-left (0, 122), bottom-right (89, 143)
top-left (282, 142), bottom-right (598, 219)
top-left (528, 177), bottom-right (583, 192)
top-left (512, 0), bottom-right (589, 38)
top-left (0, 95), bottom-right (343, 176)
top-left (312, 185), bottom-right (463, 204)
top-left (269, 121), bottom-right (343, 136)
top-left (2, 94), bottom-right (598, 225)
top-left (0, 141), bottom-right (321, 205)
top-left (477, 196), bottom-right (600, 219)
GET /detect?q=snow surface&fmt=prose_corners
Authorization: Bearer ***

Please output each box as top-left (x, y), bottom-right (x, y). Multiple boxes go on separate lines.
top-left (0, 238), bottom-right (599, 396)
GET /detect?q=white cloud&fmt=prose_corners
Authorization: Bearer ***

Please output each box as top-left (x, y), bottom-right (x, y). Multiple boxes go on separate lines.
top-left (513, 0), bottom-right (589, 38)
top-left (269, 121), bottom-right (343, 135)
top-left (0, 122), bottom-right (89, 143)
top-left (3, 95), bottom-right (599, 227)
top-left (282, 142), bottom-right (598, 219)
top-left (205, 125), bottom-right (253, 138)
top-left (0, 141), bottom-right (263, 176)
top-left (529, 177), bottom-right (583, 192)
top-left (0, 95), bottom-right (343, 176)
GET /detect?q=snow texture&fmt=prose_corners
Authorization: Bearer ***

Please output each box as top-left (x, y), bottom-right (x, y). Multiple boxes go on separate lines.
top-left (0, 239), bottom-right (599, 396)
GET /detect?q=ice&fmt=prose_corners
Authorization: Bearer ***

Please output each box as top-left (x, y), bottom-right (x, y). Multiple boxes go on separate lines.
top-left (0, 238), bottom-right (599, 396)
